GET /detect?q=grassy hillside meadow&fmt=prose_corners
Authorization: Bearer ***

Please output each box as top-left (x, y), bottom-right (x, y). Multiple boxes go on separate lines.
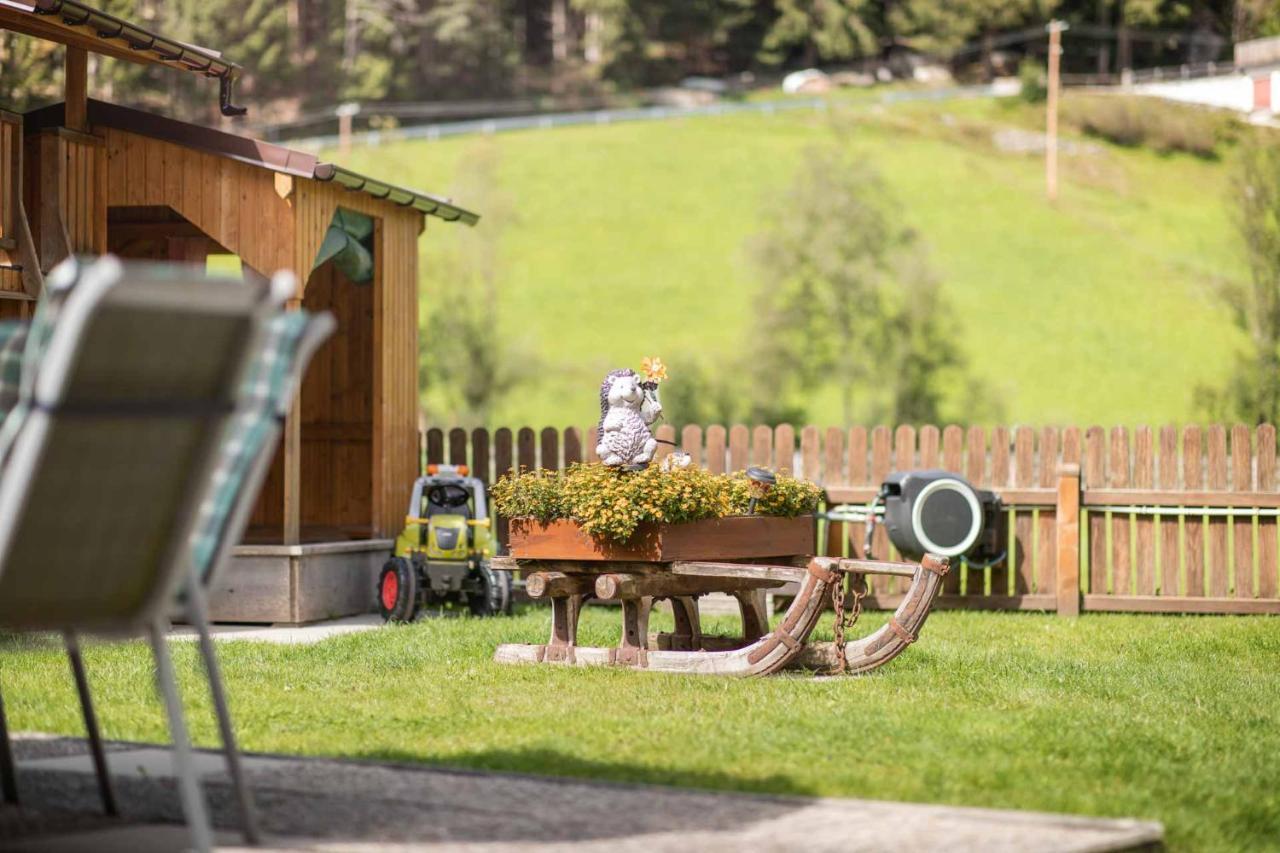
top-left (326, 94), bottom-right (1247, 430)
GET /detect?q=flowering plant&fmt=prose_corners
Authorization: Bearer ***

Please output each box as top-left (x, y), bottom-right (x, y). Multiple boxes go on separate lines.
top-left (492, 462), bottom-right (821, 542)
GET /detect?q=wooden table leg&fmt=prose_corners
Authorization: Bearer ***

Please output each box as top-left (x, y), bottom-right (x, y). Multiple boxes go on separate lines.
top-left (615, 596), bottom-right (653, 667)
top-left (544, 593), bottom-right (585, 663)
top-left (664, 596), bottom-right (702, 651)
top-left (733, 588), bottom-right (769, 642)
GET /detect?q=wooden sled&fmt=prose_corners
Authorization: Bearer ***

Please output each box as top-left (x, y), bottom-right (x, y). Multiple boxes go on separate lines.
top-left (492, 553), bottom-right (950, 677)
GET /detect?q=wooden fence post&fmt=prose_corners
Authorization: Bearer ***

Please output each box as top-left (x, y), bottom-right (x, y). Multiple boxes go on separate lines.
top-left (1056, 463), bottom-right (1081, 617)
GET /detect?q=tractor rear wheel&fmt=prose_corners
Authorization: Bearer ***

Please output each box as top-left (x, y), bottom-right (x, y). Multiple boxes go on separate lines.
top-left (378, 558), bottom-right (419, 623)
top-left (467, 563), bottom-right (513, 617)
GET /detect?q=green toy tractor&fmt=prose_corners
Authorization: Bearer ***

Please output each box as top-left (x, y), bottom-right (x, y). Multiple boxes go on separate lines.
top-left (377, 464), bottom-right (513, 621)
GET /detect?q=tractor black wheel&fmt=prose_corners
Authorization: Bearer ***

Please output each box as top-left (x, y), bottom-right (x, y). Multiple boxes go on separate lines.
top-left (467, 563), bottom-right (513, 617)
top-left (377, 558), bottom-right (419, 623)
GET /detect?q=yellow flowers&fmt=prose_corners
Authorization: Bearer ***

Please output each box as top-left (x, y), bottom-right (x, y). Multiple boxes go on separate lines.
top-left (641, 356), bottom-right (668, 383)
top-left (492, 462), bottom-right (822, 543)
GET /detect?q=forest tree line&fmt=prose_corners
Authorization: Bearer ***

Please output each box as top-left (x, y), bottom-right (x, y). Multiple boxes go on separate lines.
top-left (2, 1), bottom-right (1279, 124)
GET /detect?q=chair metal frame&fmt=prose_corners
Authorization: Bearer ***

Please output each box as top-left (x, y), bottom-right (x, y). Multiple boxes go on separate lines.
top-left (0, 257), bottom-right (280, 853)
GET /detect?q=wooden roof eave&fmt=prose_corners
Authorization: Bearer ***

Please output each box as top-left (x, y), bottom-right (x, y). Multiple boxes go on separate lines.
top-left (313, 163), bottom-right (480, 226)
top-left (0, 0), bottom-right (238, 80)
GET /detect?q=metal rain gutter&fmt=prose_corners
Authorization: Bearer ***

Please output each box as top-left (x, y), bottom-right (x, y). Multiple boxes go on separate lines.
top-left (30, 0), bottom-right (247, 115)
top-left (312, 163), bottom-right (480, 226)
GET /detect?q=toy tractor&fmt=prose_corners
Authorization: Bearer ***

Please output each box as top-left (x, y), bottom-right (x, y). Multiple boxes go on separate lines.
top-left (377, 464), bottom-right (513, 621)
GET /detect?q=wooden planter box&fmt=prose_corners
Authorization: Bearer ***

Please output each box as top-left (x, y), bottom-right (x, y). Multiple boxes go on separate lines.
top-left (507, 515), bottom-right (815, 562)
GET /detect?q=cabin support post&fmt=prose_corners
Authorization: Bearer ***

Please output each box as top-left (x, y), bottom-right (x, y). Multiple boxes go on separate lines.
top-left (282, 297), bottom-right (302, 545)
top-left (1056, 463), bottom-right (1081, 617)
top-left (64, 47), bottom-right (88, 132)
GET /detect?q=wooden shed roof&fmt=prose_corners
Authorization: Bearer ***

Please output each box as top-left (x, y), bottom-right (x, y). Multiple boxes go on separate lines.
top-left (26, 100), bottom-right (479, 226)
top-left (0, 0), bottom-right (238, 80)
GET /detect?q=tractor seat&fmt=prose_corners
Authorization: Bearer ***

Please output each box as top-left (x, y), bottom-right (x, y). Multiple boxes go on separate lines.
top-left (426, 501), bottom-right (471, 520)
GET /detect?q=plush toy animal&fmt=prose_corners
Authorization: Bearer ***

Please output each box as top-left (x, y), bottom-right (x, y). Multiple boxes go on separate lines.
top-left (596, 369), bottom-right (658, 467)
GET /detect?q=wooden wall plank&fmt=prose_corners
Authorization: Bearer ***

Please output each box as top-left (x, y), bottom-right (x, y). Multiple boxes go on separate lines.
top-left (963, 426), bottom-right (986, 596)
top-left (1109, 426), bottom-right (1132, 596)
top-left (819, 426), bottom-right (843, 559)
top-left (472, 427), bottom-right (491, 484)
top-left (586, 426), bottom-right (600, 463)
top-left (848, 427), bottom-right (868, 485)
top-left (894, 425), bottom-right (916, 473)
top-left (887, 425), bottom-right (917, 593)
top-left (1133, 426), bottom-right (1155, 595)
top-left (705, 425), bottom-right (726, 474)
top-left (1183, 426), bottom-right (1204, 596)
top-left (1158, 425), bottom-right (1180, 595)
top-left (448, 427), bottom-right (467, 466)
top-left (1036, 427), bottom-right (1060, 596)
top-left (1258, 424), bottom-right (1277, 599)
top-left (494, 428), bottom-right (514, 478)
top-left (919, 424), bottom-right (940, 468)
top-left (800, 425), bottom-right (820, 481)
top-left (1206, 425), bottom-right (1229, 597)
top-left (773, 423), bottom-right (795, 473)
top-left (539, 426), bottom-right (559, 471)
top-left (845, 426), bottom-right (868, 557)
top-left (517, 427), bottom-right (536, 473)
top-left (681, 424), bottom-right (703, 469)
top-left (989, 426), bottom-right (1011, 596)
top-left (870, 426), bottom-right (892, 578)
top-left (729, 425), bottom-right (749, 472)
top-left (942, 425), bottom-right (965, 594)
top-left (426, 428), bottom-right (444, 465)
top-left (655, 424), bottom-right (676, 463)
top-left (1014, 426), bottom-right (1035, 594)
top-left (1084, 427), bottom-right (1107, 596)
top-left (564, 426), bottom-right (583, 466)
top-left (1231, 424), bottom-right (1254, 598)
top-left (751, 425), bottom-right (773, 468)
top-left (823, 427), bottom-right (844, 485)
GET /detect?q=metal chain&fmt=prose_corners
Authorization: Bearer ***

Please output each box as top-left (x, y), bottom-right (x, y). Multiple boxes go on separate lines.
top-left (831, 570), bottom-right (867, 674)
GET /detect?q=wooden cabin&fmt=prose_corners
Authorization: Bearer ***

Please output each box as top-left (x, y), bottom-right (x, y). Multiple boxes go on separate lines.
top-left (1, 1), bottom-right (478, 622)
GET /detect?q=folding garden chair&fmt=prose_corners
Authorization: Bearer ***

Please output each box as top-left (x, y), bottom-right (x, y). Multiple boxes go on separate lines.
top-left (0, 255), bottom-right (279, 853)
top-left (164, 300), bottom-right (333, 845)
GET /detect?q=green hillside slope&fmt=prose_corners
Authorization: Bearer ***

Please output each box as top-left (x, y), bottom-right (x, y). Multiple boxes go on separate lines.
top-left (328, 96), bottom-right (1246, 429)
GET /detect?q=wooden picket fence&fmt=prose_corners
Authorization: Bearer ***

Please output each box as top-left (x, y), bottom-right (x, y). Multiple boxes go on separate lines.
top-left (423, 423), bottom-right (1280, 616)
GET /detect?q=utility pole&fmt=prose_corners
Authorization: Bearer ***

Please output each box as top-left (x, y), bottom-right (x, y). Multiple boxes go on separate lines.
top-left (1046, 20), bottom-right (1068, 202)
top-left (336, 102), bottom-right (360, 159)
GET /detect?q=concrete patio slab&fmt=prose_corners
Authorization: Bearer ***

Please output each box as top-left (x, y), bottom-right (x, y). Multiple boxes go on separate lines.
top-left (1, 735), bottom-right (1164, 852)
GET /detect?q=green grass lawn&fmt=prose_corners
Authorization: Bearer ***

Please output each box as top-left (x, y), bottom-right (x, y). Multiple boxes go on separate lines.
top-left (326, 94), bottom-right (1246, 429)
top-left (2, 609), bottom-right (1276, 850)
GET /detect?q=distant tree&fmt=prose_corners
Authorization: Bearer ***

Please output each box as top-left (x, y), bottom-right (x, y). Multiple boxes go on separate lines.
top-left (420, 140), bottom-right (539, 425)
top-left (1199, 134), bottom-right (1280, 424)
top-left (747, 142), bottom-right (979, 425)
top-left (889, 0), bottom-right (1047, 71)
top-left (758, 0), bottom-right (877, 67)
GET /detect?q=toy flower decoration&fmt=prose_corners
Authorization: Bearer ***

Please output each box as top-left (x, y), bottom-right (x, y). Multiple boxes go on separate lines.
top-left (641, 356), bottom-right (668, 383)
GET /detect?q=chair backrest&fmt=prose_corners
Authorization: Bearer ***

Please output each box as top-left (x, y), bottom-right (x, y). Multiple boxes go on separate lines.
top-left (187, 309), bottom-right (334, 590)
top-left (0, 256), bottom-right (271, 634)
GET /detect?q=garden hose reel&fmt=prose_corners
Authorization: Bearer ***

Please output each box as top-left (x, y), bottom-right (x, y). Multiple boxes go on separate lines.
top-left (824, 470), bottom-right (1004, 566)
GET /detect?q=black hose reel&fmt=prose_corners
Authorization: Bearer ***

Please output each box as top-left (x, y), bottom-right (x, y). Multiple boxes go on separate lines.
top-left (872, 470), bottom-right (1004, 566)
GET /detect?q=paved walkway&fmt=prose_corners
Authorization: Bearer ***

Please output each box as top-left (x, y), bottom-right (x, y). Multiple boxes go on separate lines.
top-left (1, 734), bottom-right (1162, 852)
top-left (168, 614), bottom-right (384, 645)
